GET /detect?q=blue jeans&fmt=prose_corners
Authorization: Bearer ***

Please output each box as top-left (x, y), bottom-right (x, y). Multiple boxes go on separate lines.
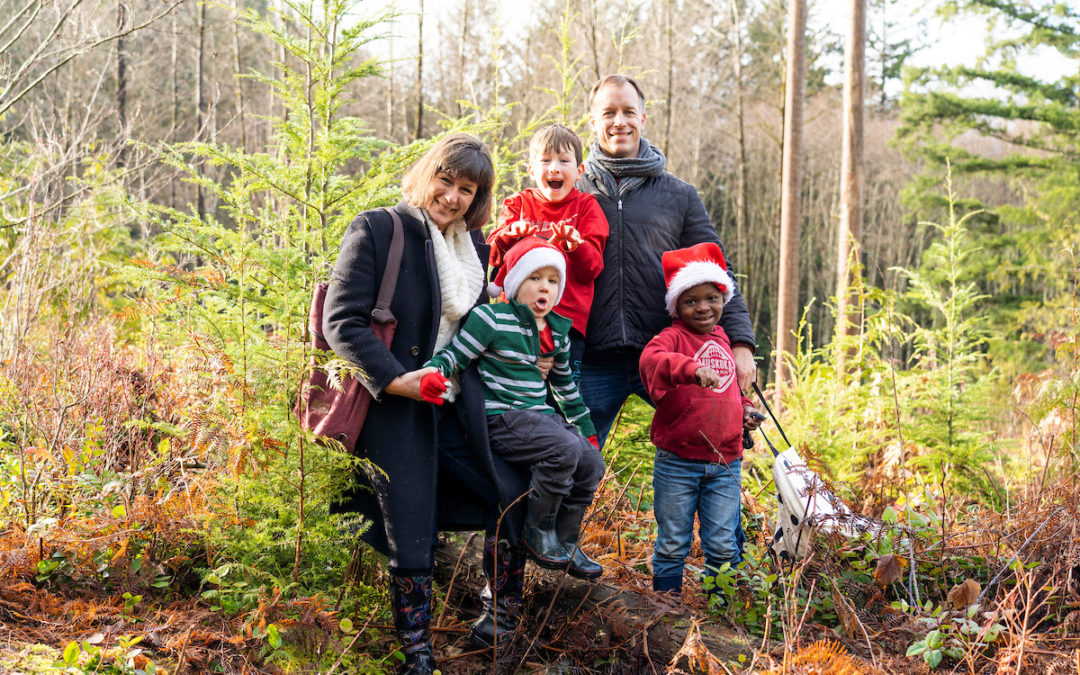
top-left (651, 450), bottom-right (742, 583)
top-left (579, 348), bottom-right (745, 563)
top-left (578, 348), bottom-right (652, 447)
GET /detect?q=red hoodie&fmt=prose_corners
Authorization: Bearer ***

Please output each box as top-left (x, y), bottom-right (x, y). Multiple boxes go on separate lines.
top-left (639, 319), bottom-right (753, 464)
top-left (488, 188), bottom-right (607, 336)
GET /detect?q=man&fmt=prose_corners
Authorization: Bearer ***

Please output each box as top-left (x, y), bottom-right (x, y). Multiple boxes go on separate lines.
top-left (577, 74), bottom-right (757, 447)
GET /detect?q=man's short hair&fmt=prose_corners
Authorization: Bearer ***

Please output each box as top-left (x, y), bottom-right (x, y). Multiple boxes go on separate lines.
top-left (588, 74), bottom-right (646, 113)
top-left (529, 123), bottom-right (584, 165)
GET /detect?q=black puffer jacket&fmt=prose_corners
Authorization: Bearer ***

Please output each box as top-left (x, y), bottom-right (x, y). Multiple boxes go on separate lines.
top-left (577, 171), bottom-right (756, 352)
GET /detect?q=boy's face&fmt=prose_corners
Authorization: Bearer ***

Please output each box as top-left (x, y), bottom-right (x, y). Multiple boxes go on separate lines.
top-left (514, 265), bottom-right (561, 320)
top-left (527, 147), bottom-right (583, 203)
top-left (676, 282), bottom-right (725, 334)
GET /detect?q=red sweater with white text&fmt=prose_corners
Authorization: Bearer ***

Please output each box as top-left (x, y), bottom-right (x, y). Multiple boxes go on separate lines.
top-left (639, 319), bottom-right (752, 464)
top-left (487, 188), bottom-right (607, 336)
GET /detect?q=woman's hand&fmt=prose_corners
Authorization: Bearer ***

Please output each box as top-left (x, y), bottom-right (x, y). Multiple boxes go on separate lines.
top-left (537, 355), bottom-right (554, 380)
top-left (420, 371), bottom-right (450, 405)
top-left (694, 366), bottom-right (721, 389)
top-left (385, 367), bottom-right (436, 402)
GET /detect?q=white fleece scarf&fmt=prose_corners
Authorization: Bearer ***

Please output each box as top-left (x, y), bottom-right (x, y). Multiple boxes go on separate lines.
top-left (424, 211), bottom-right (485, 352)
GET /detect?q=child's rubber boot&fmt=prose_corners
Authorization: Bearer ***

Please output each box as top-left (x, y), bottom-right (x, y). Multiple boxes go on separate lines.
top-left (522, 490), bottom-right (572, 569)
top-left (555, 503), bottom-right (603, 580)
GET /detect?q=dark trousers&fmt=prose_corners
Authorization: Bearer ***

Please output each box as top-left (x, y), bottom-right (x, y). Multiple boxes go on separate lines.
top-left (487, 410), bottom-right (604, 508)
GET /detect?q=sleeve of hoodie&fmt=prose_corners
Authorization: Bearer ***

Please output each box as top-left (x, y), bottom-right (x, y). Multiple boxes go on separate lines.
top-left (565, 192), bottom-right (607, 284)
top-left (322, 211), bottom-right (404, 399)
top-left (638, 328), bottom-right (701, 404)
top-left (487, 192), bottom-right (525, 268)
top-left (679, 183), bottom-right (756, 350)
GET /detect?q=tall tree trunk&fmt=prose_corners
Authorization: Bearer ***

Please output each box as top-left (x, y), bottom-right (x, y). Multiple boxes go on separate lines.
top-left (585, 0), bottom-right (602, 83)
top-left (729, 0), bottom-right (749, 289)
top-left (414, 0), bottom-right (424, 141)
top-left (195, 0), bottom-right (207, 218)
top-left (386, 35), bottom-right (395, 140)
top-left (232, 0), bottom-right (247, 150)
top-left (775, 0), bottom-right (806, 392)
top-left (836, 0), bottom-right (866, 365)
top-left (662, 0), bottom-right (673, 156)
top-left (116, 0), bottom-right (127, 168)
top-left (456, 0), bottom-right (469, 118)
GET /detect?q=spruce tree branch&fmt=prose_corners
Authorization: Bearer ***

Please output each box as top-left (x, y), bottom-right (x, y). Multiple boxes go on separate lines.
top-left (967, 0), bottom-right (1079, 40)
top-left (0, 0), bottom-right (185, 118)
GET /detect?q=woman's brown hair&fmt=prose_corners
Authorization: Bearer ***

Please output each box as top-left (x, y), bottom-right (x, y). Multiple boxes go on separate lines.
top-left (401, 133), bottom-right (495, 231)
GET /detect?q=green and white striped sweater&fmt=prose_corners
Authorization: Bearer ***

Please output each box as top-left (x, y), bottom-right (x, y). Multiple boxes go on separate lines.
top-left (425, 300), bottom-right (596, 438)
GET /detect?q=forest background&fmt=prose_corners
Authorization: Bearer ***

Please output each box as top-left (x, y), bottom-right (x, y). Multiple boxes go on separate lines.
top-left (1, 0), bottom-right (1078, 672)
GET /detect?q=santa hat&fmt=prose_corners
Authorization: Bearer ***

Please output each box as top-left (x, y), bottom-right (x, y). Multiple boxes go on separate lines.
top-left (488, 236), bottom-right (567, 303)
top-left (662, 242), bottom-right (734, 317)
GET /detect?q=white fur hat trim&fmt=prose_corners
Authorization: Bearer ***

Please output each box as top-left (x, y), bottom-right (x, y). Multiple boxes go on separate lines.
top-left (502, 248), bottom-right (566, 304)
top-left (664, 260), bottom-right (734, 317)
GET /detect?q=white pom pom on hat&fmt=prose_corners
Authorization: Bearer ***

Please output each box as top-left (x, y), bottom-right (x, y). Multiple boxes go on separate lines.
top-left (662, 242), bottom-right (734, 317)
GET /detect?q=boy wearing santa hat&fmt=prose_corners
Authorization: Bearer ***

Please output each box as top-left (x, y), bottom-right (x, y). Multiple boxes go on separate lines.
top-left (638, 242), bottom-right (764, 600)
top-left (418, 236), bottom-right (604, 583)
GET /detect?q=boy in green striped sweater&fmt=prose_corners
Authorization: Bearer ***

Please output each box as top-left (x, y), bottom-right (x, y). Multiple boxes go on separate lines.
top-left (417, 236), bottom-right (604, 580)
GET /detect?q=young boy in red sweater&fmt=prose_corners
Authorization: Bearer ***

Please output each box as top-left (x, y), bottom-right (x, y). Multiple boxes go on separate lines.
top-left (638, 242), bottom-right (764, 598)
top-left (487, 123), bottom-right (608, 378)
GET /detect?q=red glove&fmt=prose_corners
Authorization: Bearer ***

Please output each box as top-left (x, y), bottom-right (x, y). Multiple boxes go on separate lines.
top-left (420, 371), bottom-right (449, 405)
top-left (587, 435), bottom-right (600, 450)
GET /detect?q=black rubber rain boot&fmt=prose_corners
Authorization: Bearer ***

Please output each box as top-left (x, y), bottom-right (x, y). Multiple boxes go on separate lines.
top-left (555, 503), bottom-right (603, 580)
top-left (470, 536), bottom-right (525, 648)
top-left (389, 573), bottom-right (436, 675)
top-left (522, 489), bottom-right (572, 569)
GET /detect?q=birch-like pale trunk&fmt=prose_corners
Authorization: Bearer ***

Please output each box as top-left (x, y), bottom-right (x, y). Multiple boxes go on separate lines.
top-left (836, 0), bottom-right (866, 362)
top-left (775, 0), bottom-right (806, 392)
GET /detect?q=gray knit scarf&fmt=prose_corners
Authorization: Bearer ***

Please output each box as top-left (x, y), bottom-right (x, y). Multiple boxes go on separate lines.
top-left (582, 139), bottom-right (667, 199)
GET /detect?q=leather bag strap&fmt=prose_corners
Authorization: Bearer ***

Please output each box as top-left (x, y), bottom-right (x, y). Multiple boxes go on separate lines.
top-left (370, 207), bottom-right (403, 324)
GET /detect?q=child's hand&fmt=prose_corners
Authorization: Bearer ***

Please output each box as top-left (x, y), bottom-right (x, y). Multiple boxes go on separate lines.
top-left (419, 371), bottom-right (450, 405)
top-left (694, 366), bottom-right (721, 389)
top-left (504, 220), bottom-right (539, 239)
top-left (743, 406), bottom-right (765, 431)
top-left (549, 222), bottom-right (582, 252)
top-left (587, 435), bottom-right (600, 450)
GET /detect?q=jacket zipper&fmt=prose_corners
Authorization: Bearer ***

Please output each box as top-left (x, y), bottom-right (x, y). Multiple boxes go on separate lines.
top-left (617, 198), bottom-right (627, 344)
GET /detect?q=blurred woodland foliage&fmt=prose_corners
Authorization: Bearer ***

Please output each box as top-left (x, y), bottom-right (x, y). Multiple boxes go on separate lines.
top-left (0, 0), bottom-right (1078, 671)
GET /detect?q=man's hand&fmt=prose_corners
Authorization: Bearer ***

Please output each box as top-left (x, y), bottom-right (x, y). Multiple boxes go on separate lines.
top-left (384, 367), bottom-right (435, 402)
top-left (537, 355), bottom-right (554, 380)
top-left (549, 222), bottom-right (582, 252)
top-left (732, 344), bottom-right (756, 392)
top-left (694, 366), bottom-right (721, 389)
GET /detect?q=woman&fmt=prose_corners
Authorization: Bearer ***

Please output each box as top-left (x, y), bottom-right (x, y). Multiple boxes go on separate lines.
top-left (323, 134), bottom-right (530, 675)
